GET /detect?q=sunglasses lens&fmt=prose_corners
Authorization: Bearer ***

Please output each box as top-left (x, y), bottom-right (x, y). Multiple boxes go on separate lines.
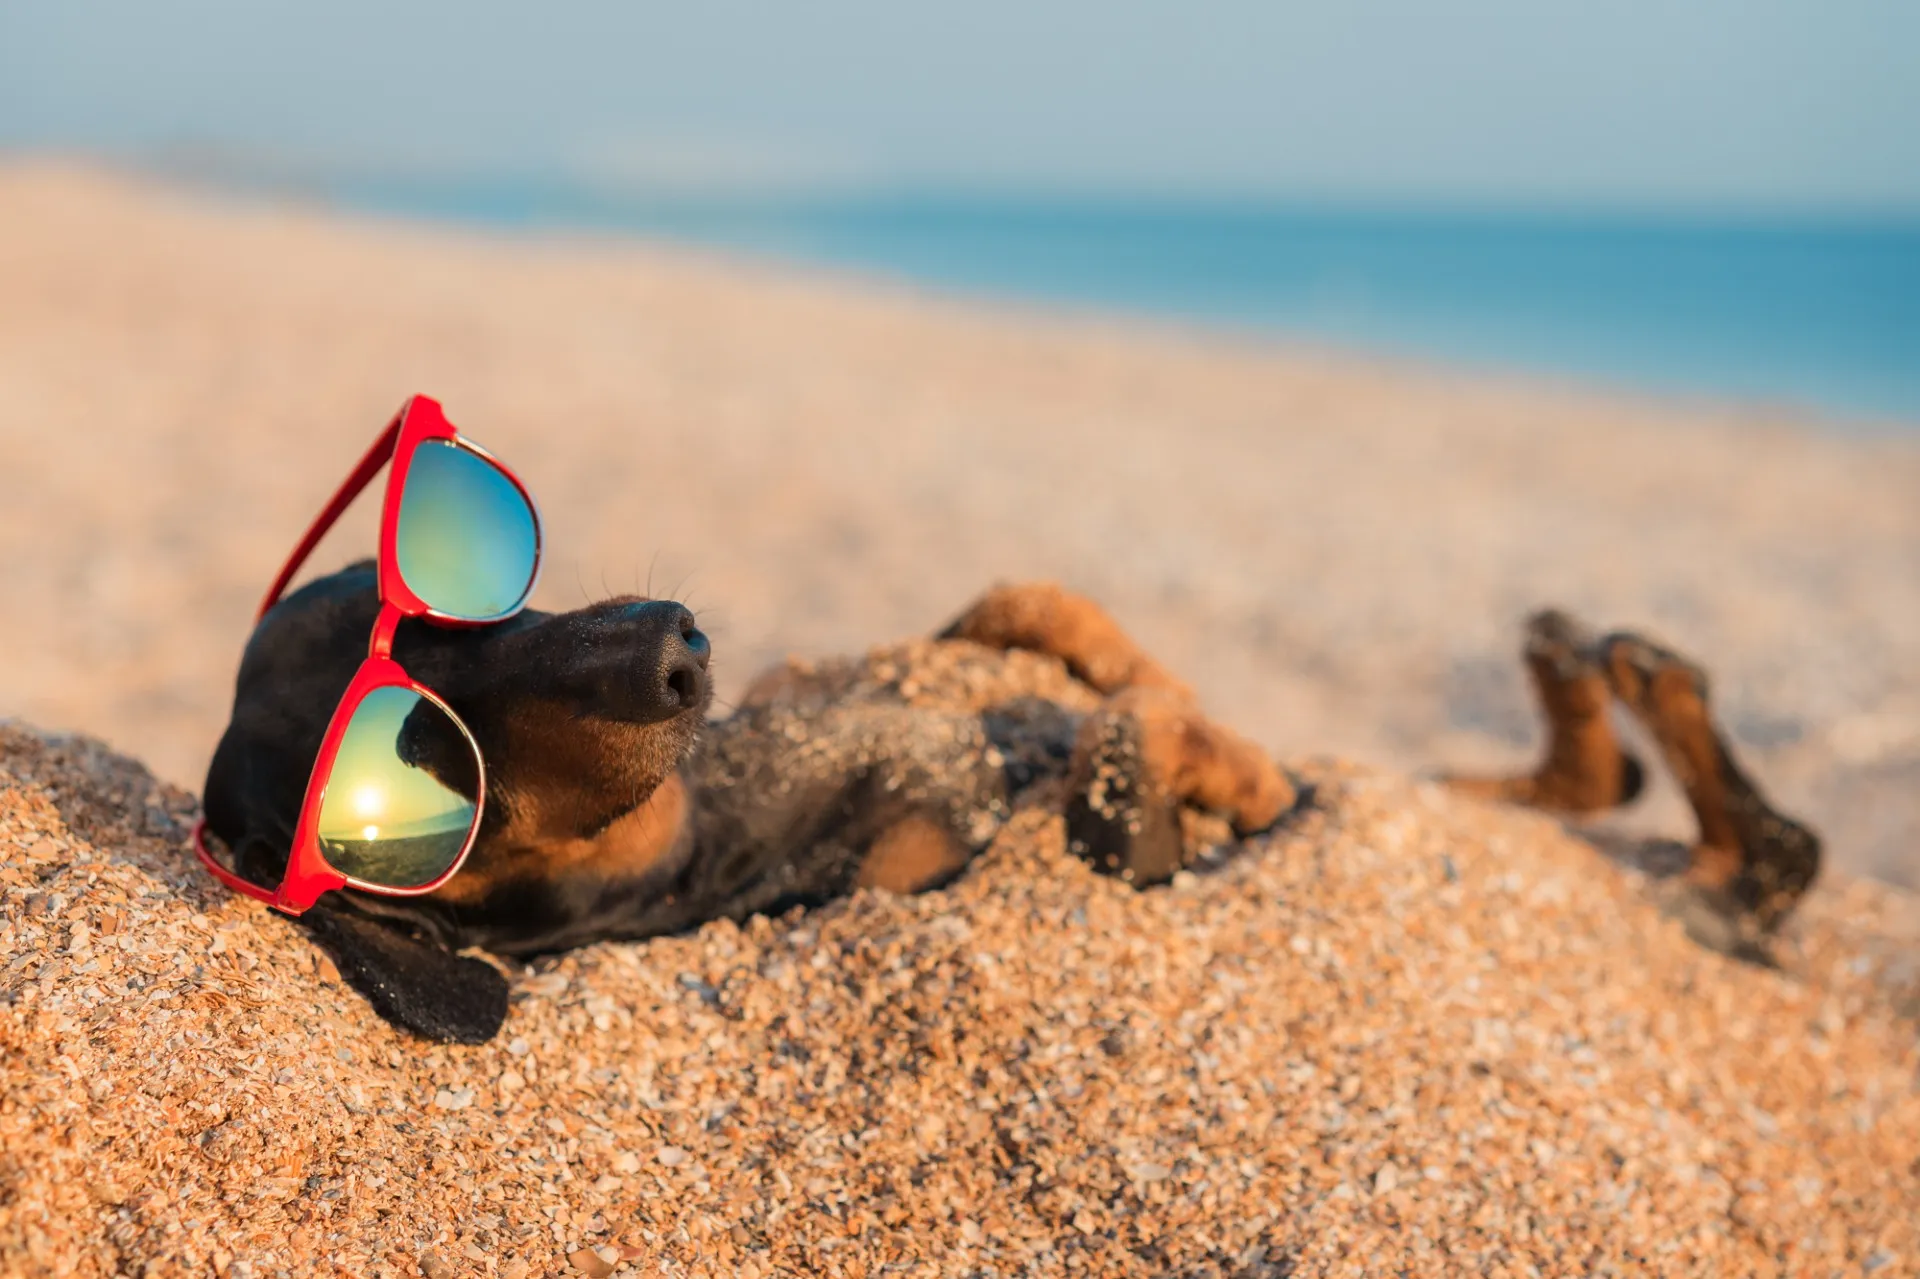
top-left (396, 439), bottom-right (538, 620)
top-left (316, 686), bottom-right (481, 889)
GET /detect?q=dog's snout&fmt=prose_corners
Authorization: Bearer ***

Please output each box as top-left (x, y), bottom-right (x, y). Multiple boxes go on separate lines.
top-left (603, 600), bottom-right (711, 722)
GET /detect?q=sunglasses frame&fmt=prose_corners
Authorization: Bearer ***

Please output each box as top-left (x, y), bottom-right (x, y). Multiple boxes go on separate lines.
top-left (193, 394), bottom-right (543, 914)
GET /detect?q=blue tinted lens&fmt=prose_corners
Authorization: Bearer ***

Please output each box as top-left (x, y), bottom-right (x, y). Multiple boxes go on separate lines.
top-left (316, 686), bottom-right (480, 888)
top-left (396, 440), bottom-right (538, 620)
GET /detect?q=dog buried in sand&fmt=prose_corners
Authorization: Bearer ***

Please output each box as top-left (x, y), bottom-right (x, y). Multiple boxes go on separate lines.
top-left (197, 397), bottom-right (1822, 1043)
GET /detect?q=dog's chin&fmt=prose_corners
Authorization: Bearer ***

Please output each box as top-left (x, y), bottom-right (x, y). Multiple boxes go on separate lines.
top-left (603, 694), bottom-right (707, 768)
top-left (548, 701), bottom-right (706, 837)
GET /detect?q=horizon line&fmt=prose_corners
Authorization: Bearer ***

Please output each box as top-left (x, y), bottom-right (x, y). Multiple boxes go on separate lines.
top-left (9, 145), bottom-right (1920, 227)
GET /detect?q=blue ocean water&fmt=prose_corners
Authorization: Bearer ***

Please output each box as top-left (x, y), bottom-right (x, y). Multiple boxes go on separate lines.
top-left (328, 181), bottom-right (1920, 427)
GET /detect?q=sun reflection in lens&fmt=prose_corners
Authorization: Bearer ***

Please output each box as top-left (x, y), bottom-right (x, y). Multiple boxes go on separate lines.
top-left (315, 685), bottom-right (480, 889)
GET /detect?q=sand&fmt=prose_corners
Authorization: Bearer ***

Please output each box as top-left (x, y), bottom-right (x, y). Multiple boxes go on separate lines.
top-left (5, 706), bottom-right (1918, 1278)
top-left (2, 163), bottom-right (1919, 1275)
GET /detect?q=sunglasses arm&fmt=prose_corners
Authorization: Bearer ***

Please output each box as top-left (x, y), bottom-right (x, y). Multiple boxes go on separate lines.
top-left (256, 415), bottom-right (403, 623)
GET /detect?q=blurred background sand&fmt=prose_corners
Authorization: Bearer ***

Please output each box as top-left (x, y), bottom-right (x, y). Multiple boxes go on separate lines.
top-left (3, 163), bottom-right (1915, 884)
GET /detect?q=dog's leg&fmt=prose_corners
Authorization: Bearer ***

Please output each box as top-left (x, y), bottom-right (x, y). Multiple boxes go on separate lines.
top-left (938, 581), bottom-right (1193, 698)
top-left (1066, 686), bottom-right (1296, 887)
top-left (854, 813), bottom-right (976, 894)
top-left (941, 583), bottom-right (1296, 884)
top-left (1444, 609), bottom-right (1645, 815)
top-left (1601, 632), bottom-right (1822, 942)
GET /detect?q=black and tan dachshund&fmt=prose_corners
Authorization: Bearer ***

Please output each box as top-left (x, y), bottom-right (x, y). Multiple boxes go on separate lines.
top-left (202, 570), bottom-right (1817, 1043)
top-left (202, 568), bottom-right (1295, 1041)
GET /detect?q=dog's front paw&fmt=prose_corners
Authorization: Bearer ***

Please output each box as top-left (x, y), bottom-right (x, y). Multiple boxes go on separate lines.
top-left (1064, 706), bottom-right (1187, 887)
top-left (1064, 688), bottom-right (1294, 888)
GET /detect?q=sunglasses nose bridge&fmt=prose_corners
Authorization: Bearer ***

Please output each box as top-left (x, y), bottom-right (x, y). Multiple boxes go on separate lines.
top-left (369, 600), bottom-right (404, 660)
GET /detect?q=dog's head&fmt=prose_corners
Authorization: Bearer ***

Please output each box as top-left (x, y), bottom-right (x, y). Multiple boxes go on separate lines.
top-left (202, 560), bottom-right (712, 1041)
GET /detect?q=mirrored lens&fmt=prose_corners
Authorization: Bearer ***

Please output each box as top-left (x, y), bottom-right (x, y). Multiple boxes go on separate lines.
top-left (316, 686), bottom-right (481, 889)
top-left (396, 439), bottom-right (538, 620)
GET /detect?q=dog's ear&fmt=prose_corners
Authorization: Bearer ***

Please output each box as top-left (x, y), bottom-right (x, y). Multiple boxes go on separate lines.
top-left (299, 903), bottom-right (509, 1044)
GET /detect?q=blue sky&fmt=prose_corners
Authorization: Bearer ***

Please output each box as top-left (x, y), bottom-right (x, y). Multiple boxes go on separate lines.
top-left (2, 0), bottom-right (1916, 211)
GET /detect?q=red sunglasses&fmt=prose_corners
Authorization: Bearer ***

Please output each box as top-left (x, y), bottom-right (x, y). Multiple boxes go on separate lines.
top-left (193, 395), bottom-right (543, 915)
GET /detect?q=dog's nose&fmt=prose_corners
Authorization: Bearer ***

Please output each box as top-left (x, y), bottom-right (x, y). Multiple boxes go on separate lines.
top-left (614, 600), bottom-right (710, 721)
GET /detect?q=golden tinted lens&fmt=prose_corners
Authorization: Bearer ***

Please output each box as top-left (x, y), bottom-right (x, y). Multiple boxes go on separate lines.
top-left (316, 686), bottom-right (480, 888)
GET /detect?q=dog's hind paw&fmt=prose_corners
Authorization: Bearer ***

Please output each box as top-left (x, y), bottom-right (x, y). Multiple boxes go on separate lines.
top-left (1602, 630), bottom-right (1822, 936)
top-left (1443, 608), bottom-right (1645, 816)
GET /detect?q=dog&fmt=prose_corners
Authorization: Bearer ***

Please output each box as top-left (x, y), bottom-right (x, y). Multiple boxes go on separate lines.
top-left (202, 569), bottom-right (1818, 1043)
top-left (202, 567), bottom-right (1296, 1042)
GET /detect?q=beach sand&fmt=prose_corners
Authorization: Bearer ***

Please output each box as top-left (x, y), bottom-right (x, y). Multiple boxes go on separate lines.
top-left (5, 706), bottom-right (1919, 1277)
top-left (2, 163), bottom-right (1919, 1275)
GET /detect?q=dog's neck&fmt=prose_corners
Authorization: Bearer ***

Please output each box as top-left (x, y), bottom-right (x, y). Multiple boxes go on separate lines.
top-left (437, 768), bottom-right (695, 908)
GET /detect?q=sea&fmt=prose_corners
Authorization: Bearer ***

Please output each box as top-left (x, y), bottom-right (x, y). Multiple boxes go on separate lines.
top-left (320, 180), bottom-right (1920, 429)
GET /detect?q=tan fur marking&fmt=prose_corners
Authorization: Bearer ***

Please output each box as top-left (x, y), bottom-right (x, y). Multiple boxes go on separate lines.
top-left (1443, 774), bottom-right (1545, 806)
top-left (1642, 666), bottom-right (1743, 853)
top-left (1445, 612), bottom-right (1633, 816)
top-left (1684, 842), bottom-right (1744, 892)
top-left (431, 772), bottom-right (692, 904)
top-left (1104, 686), bottom-right (1294, 834)
top-left (1527, 665), bottom-right (1629, 812)
top-left (942, 582), bottom-right (1193, 698)
top-left (1604, 633), bottom-right (1821, 930)
top-left (854, 814), bottom-right (973, 894)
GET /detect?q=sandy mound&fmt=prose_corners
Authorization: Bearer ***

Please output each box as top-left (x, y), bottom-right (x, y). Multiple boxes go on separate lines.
top-left (4, 703), bottom-right (1917, 1277)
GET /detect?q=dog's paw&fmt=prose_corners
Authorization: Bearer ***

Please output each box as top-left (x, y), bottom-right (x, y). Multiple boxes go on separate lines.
top-left (1065, 687), bottom-right (1293, 888)
top-left (1064, 707), bottom-right (1188, 887)
top-left (1603, 629), bottom-right (1822, 933)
